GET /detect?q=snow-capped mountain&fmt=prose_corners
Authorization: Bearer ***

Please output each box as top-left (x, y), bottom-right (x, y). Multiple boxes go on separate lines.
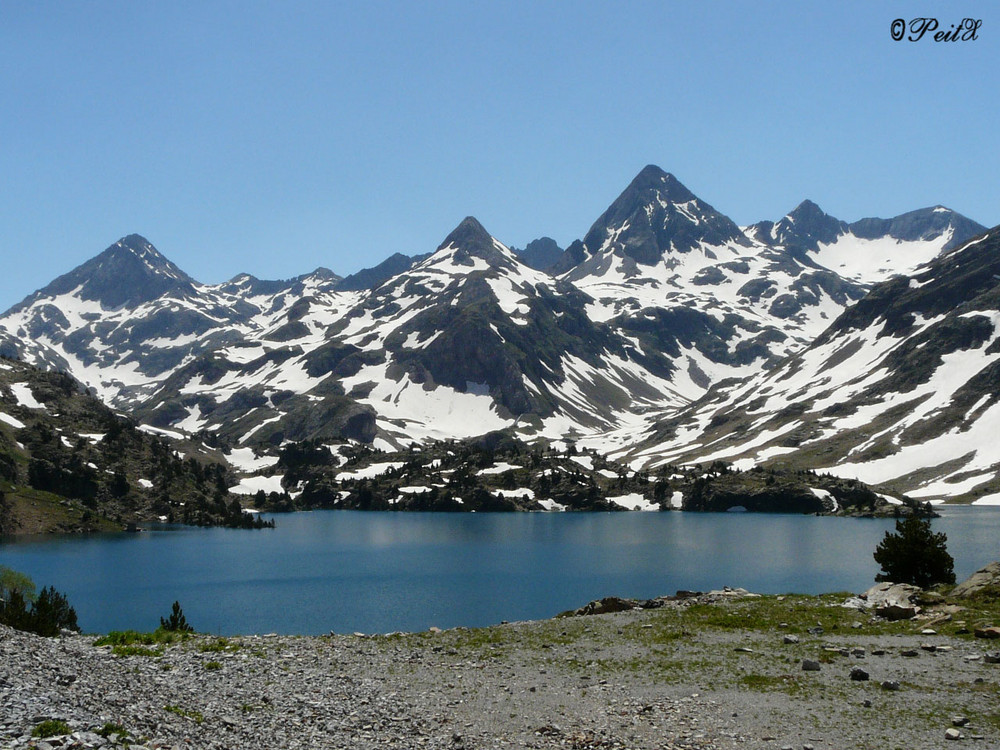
top-left (0, 166), bottom-right (990, 493)
top-left (746, 199), bottom-right (985, 284)
top-left (553, 167), bottom-right (877, 401)
top-left (622, 228), bottom-right (1000, 503)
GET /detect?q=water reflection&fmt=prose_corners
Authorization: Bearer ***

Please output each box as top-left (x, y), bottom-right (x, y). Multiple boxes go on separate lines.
top-left (2, 508), bottom-right (998, 635)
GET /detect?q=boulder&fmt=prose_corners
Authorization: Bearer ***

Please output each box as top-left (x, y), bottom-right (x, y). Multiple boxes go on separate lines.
top-left (572, 597), bottom-right (637, 616)
top-left (974, 626), bottom-right (1000, 639)
top-left (950, 561), bottom-right (1000, 598)
top-left (862, 582), bottom-right (922, 620)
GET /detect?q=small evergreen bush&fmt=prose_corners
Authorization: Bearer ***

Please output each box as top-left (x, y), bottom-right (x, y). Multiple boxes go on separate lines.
top-left (160, 600), bottom-right (194, 633)
top-left (874, 515), bottom-right (956, 588)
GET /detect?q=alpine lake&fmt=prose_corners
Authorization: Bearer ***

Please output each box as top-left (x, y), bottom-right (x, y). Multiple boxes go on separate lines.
top-left (2, 506), bottom-right (998, 636)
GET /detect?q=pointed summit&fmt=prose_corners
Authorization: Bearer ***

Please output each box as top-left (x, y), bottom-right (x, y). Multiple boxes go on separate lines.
top-left (623, 165), bottom-right (697, 204)
top-left (769, 200), bottom-right (848, 249)
top-left (432, 216), bottom-right (514, 269)
top-left (6, 235), bottom-right (198, 313)
top-left (568, 166), bottom-right (746, 270)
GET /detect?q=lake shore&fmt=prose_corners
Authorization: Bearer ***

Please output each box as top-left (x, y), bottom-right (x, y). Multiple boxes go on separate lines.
top-left (3, 589), bottom-right (998, 750)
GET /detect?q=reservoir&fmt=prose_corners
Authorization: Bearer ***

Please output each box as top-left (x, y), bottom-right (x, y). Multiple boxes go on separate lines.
top-left (2, 507), bottom-right (997, 635)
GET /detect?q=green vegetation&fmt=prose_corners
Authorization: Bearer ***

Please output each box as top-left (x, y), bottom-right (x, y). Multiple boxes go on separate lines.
top-left (0, 566), bottom-right (78, 636)
top-left (243, 433), bottom-right (909, 516)
top-left (203, 660), bottom-right (222, 670)
top-left (94, 626), bottom-right (189, 656)
top-left (160, 600), bottom-right (194, 633)
top-left (97, 722), bottom-right (128, 740)
top-left (0, 358), bottom-right (273, 534)
top-left (164, 704), bottom-right (204, 724)
top-left (198, 637), bottom-right (240, 653)
top-left (31, 719), bottom-right (71, 738)
top-left (874, 516), bottom-right (956, 587)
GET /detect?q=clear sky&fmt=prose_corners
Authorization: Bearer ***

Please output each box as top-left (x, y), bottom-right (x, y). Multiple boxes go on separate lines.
top-left (1, 1), bottom-right (997, 308)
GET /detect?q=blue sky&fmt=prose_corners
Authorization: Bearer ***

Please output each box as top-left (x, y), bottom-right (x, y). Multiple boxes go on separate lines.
top-left (1, 1), bottom-right (997, 308)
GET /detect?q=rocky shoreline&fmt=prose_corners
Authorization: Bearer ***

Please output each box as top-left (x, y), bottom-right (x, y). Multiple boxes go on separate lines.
top-left (3, 580), bottom-right (1000, 750)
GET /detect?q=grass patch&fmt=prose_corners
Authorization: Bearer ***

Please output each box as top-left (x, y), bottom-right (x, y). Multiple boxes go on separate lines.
top-left (198, 637), bottom-right (240, 653)
top-left (164, 705), bottom-right (203, 724)
top-left (97, 722), bottom-right (127, 740)
top-left (738, 673), bottom-right (803, 694)
top-left (203, 660), bottom-right (222, 671)
top-left (94, 627), bottom-right (189, 657)
top-left (94, 628), bottom-right (189, 647)
top-left (32, 720), bottom-right (71, 738)
top-left (109, 644), bottom-right (164, 658)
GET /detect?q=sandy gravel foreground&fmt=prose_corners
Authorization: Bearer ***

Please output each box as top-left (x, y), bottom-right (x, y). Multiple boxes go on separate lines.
top-left (2, 592), bottom-right (998, 750)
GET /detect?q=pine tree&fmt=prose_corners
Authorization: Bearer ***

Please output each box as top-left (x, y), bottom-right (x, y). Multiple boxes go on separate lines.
top-left (874, 516), bottom-right (956, 588)
top-left (160, 600), bottom-right (194, 632)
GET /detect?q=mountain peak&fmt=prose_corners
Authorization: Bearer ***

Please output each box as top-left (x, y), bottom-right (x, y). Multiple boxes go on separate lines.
top-left (568, 168), bottom-right (745, 269)
top-left (7, 235), bottom-right (197, 313)
top-left (754, 200), bottom-right (848, 251)
top-left (438, 216), bottom-right (493, 249)
top-left (789, 199), bottom-right (824, 217)
top-left (626, 165), bottom-right (696, 203)
top-left (430, 216), bottom-right (514, 269)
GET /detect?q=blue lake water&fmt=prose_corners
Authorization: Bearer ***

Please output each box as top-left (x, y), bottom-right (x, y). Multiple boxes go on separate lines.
top-left (2, 507), bottom-right (998, 635)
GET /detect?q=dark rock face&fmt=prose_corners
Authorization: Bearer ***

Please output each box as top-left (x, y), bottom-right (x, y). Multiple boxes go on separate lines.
top-left (568, 165), bottom-right (748, 271)
top-left (752, 200), bottom-right (849, 251)
top-left (7, 235), bottom-right (198, 313)
top-left (749, 202), bottom-right (986, 256)
top-left (337, 253), bottom-right (423, 291)
top-left (849, 207), bottom-right (986, 251)
top-left (514, 237), bottom-right (564, 271)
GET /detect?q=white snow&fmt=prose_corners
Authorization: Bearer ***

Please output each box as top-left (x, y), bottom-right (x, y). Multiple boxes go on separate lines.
top-left (225, 447), bottom-right (280, 472)
top-left (138, 479), bottom-right (154, 489)
top-left (608, 493), bottom-right (659, 511)
top-left (138, 424), bottom-right (187, 440)
top-left (477, 462), bottom-right (522, 475)
top-left (10, 383), bottom-right (44, 409)
top-left (335, 461), bottom-right (405, 481)
top-left (537, 498), bottom-right (567, 511)
top-left (230, 475), bottom-right (286, 495)
top-left (493, 488), bottom-right (535, 499)
top-left (0, 412), bottom-right (26, 429)
top-left (809, 487), bottom-right (838, 512)
top-left (811, 231), bottom-right (953, 284)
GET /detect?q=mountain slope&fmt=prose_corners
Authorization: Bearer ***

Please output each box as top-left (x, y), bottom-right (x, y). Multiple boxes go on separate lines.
top-left (747, 201), bottom-right (987, 284)
top-left (0, 358), bottom-right (268, 534)
top-left (0, 167), bottom-right (991, 487)
top-left (624, 228), bottom-right (1000, 503)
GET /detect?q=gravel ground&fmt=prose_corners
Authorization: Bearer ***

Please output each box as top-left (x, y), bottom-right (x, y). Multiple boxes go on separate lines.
top-left (2, 591), bottom-right (998, 750)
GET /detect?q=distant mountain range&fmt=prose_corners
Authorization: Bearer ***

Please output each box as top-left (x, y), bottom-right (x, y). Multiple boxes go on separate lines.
top-left (1, 165), bottom-right (995, 504)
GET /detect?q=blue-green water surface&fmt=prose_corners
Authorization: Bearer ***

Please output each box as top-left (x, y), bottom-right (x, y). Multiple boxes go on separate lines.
top-left (1, 507), bottom-right (997, 635)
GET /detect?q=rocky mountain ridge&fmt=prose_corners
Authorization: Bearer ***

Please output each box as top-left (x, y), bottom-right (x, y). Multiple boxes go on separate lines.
top-left (0, 166), bottom-right (991, 505)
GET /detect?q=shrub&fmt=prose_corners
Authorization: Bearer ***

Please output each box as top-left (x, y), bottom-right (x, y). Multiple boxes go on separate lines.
top-left (32, 719), bottom-right (71, 738)
top-left (0, 568), bottom-right (77, 636)
top-left (874, 516), bottom-right (956, 588)
top-left (160, 600), bottom-right (194, 633)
